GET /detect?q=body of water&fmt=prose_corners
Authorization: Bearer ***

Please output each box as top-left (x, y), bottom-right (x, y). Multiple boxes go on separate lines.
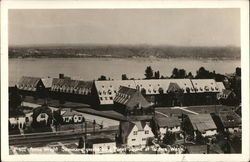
top-left (9, 58), bottom-right (240, 86)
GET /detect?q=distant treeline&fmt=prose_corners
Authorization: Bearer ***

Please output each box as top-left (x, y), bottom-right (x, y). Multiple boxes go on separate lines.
top-left (9, 45), bottom-right (240, 59)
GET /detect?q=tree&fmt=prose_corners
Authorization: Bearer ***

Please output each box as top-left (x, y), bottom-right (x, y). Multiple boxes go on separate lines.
top-left (179, 69), bottom-right (186, 78)
top-left (98, 75), bottom-right (107, 81)
top-left (236, 67), bottom-right (241, 76)
top-left (154, 71), bottom-right (160, 79)
top-left (171, 68), bottom-right (179, 78)
top-left (196, 67), bottom-right (210, 79)
top-left (9, 87), bottom-right (22, 110)
top-left (145, 66), bottom-right (154, 79)
top-left (163, 131), bottom-right (176, 145)
top-left (186, 72), bottom-right (194, 79)
top-left (122, 74), bottom-right (128, 80)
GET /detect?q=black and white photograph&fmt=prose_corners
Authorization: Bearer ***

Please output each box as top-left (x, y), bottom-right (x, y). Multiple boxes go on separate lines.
top-left (1, 0), bottom-right (249, 161)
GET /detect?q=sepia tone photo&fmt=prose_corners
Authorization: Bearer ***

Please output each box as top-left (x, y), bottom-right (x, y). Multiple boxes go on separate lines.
top-left (1, 1), bottom-right (249, 161)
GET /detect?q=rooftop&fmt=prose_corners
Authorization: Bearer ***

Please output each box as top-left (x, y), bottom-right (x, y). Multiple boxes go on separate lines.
top-left (188, 114), bottom-right (217, 132)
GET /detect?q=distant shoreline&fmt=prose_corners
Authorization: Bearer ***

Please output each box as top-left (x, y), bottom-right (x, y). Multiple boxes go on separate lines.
top-left (8, 45), bottom-right (241, 60)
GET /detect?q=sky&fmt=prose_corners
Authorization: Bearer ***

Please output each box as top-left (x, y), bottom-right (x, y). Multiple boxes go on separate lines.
top-left (9, 9), bottom-right (240, 47)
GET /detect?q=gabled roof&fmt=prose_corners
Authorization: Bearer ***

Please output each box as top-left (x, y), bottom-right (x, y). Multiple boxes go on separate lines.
top-left (120, 121), bottom-right (136, 139)
top-left (95, 80), bottom-right (136, 105)
top-left (134, 79), bottom-right (194, 94)
top-left (216, 82), bottom-right (226, 92)
top-left (191, 79), bottom-right (220, 93)
top-left (17, 76), bottom-right (42, 91)
top-left (60, 108), bottom-right (83, 117)
top-left (133, 121), bottom-right (146, 131)
top-left (95, 79), bottom-right (195, 105)
top-left (167, 82), bottom-right (182, 93)
top-left (41, 78), bottom-right (53, 88)
top-left (51, 78), bottom-right (93, 95)
top-left (188, 114), bottom-right (217, 132)
top-left (114, 86), bottom-right (151, 110)
top-left (120, 121), bottom-right (149, 138)
top-left (218, 111), bottom-right (241, 128)
top-left (156, 117), bottom-right (181, 128)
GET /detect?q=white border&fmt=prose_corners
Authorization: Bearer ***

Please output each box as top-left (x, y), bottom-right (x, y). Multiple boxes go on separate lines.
top-left (1, 0), bottom-right (249, 161)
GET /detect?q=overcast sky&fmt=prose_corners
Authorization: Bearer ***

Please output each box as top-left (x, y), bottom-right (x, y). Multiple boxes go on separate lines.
top-left (9, 9), bottom-right (240, 47)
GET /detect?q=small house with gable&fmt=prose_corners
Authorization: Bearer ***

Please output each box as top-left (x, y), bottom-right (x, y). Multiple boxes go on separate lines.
top-left (183, 114), bottom-right (217, 139)
top-left (118, 120), bottom-right (154, 147)
top-left (113, 86), bottom-right (154, 117)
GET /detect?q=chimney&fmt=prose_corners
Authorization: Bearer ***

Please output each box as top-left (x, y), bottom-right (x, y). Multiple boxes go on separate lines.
top-left (59, 73), bottom-right (64, 79)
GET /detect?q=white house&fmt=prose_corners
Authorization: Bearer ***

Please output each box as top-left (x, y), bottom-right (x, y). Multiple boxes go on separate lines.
top-left (86, 138), bottom-right (116, 154)
top-left (119, 121), bottom-right (154, 147)
top-left (9, 116), bottom-right (26, 129)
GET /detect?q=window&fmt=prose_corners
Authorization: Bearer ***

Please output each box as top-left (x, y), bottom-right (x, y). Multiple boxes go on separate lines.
top-left (133, 131), bottom-right (137, 135)
top-left (105, 97), bottom-right (108, 100)
top-left (78, 116), bottom-right (82, 120)
top-left (100, 97), bottom-right (103, 100)
top-left (99, 146), bottom-right (102, 151)
top-left (132, 139), bottom-right (136, 141)
top-left (107, 146), bottom-right (110, 150)
top-left (110, 97), bottom-right (113, 100)
top-left (25, 117), bottom-right (29, 122)
top-left (145, 130), bottom-right (149, 134)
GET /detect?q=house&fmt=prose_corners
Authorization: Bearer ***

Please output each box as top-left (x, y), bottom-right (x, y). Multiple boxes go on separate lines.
top-left (9, 108), bottom-right (33, 130)
top-left (16, 76), bottom-right (46, 97)
top-left (9, 113), bottom-right (26, 129)
top-left (92, 79), bottom-right (223, 108)
top-left (119, 121), bottom-right (154, 147)
top-left (92, 80), bottom-right (136, 106)
top-left (153, 116), bottom-right (181, 140)
top-left (190, 79), bottom-right (221, 105)
top-left (86, 138), bottom-right (116, 154)
top-left (184, 114), bottom-right (217, 138)
top-left (113, 86), bottom-right (154, 117)
top-left (217, 89), bottom-right (237, 106)
top-left (93, 79), bottom-right (195, 107)
top-left (57, 108), bottom-right (84, 124)
top-left (50, 78), bottom-right (93, 104)
top-left (212, 111), bottom-right (241, 133)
